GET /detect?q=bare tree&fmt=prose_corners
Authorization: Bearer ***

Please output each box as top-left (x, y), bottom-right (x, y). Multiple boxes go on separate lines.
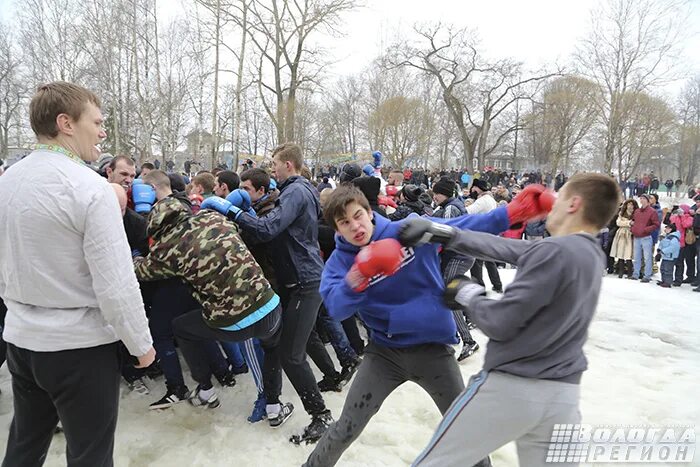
top-left (0, 29), bottom-right (25, 158)
top-left (576, 0), bottom-right (688, 173)
top-left (246, 0), bottom-right (357, 144)
top-left (388, 23), bottom-right (559, 172)
top-left (524, 76), bottom-right (600, 173)
top-left (676, 75), bottom-right (700, 184)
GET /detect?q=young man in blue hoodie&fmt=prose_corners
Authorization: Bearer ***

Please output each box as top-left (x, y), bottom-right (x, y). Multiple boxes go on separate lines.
top-left (400, 173), bottom-right (620, 467)
top-left (302, 184), bottom-right (554, 467)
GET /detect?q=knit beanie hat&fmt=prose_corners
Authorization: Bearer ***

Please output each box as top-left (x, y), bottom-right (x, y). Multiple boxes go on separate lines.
top-left (472, 178), bottom-right (491, 192)
top-left (352, 176), bottom-right (380, 204)
top-left (432, 177), bottom-right (456, 197)
top-left (339, 163), bottom-right (362, 183)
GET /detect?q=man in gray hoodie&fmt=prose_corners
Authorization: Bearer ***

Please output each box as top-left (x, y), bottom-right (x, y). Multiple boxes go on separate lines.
top-left (399, 173), bottom-right (621, 467)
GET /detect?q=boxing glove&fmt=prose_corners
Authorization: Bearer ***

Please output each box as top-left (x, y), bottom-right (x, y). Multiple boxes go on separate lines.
top-left (372, 150), bottom-right (382, 169)
top-left (189, 193), bottom-right (204, 206)
top-left (200, 196), bottom-right (242, 220)
top-left (132, 182), bottom-right (156, 214)
top-left (226, 189), bottom-right (253, 212)
top-left (346, 238), bottom-right (403, 292)
top-left (398, 218), bottom-right (457, 248)
top-left (444, 278), bottom-right (486, 310)
top-left (506, 184), bottom-right (555, 225)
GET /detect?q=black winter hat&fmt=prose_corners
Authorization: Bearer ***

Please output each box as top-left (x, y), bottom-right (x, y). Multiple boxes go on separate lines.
top-left (432, 177), bottom-right (456, 197)
top-left (472, 178), bottom-right (491, 192)
top-left (352, 176), bottom-right (380, 203)
top-left (401, 184), bottom-right (423, 202)
top-left (339, 163), bottom-right (362, 183)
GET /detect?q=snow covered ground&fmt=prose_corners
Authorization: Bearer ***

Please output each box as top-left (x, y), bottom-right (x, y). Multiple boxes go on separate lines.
top-left (1, 266), bottom-right (698, 467)
top-left (1, 194), bottom-right (698, 466)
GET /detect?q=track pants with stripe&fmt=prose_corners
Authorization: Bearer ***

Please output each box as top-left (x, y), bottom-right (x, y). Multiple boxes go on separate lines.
top-left (303, 342), bottom-right (491, 467)
top-left (413, 370), bottom-right (581, 467)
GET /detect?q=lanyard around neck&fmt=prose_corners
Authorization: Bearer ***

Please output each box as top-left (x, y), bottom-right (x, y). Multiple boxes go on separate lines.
top-left (33, 144), bottom-right (86, 166)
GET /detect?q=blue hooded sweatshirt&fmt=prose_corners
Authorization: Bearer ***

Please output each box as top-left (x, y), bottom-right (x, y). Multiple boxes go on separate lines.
top-left (320, 206), bottom-right (510, 348)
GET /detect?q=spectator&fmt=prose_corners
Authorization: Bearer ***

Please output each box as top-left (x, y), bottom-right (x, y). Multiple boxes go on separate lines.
top-left (630, 194), bottom-right (660, 282)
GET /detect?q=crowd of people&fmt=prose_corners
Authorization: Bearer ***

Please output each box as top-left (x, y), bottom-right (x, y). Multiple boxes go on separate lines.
top-left (0, 81), bottom-right (690, 467)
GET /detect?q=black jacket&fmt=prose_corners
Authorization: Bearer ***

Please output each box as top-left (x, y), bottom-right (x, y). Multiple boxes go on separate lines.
top-left (236, 176), bottom-right (324, 287)
top-left (123, 208), bottom-right (149, 256)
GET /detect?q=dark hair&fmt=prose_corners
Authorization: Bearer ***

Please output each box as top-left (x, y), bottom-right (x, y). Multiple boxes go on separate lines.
top-left (272, 143), bottom-right (303, 170)
top-left (240, 168), bottom-right (270, 192)
top-left (216, 170), bottom-right (240, 192)
top-left (564, 173), bottom-right (622, 229)
top-left (141, 162), bottom-right (155, 170)
top-left (168, 173), bottom-right (186, 192)
top-left (324, 186), bottom-right (371, 230)
top-left (29, 81), bottom-right (101, 138)
top-left (108, 155), bottom-right (135, 171)
top-left (619, 199), bottom-right (639, 219)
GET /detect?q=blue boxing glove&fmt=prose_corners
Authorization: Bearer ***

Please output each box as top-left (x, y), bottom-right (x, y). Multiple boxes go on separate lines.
top-left (269, 178), bottom-right (277, 191)
top-left (226, 189), bottom-right (252, 211)
top-left (372, 150), bottom-right (382, 169)
top-left (200, 196), bottom-right (242, 219)
top-left (132, 182), bottom-right (156, 214)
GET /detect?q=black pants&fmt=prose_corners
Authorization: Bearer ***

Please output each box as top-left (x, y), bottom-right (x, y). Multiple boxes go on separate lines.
top-left (470, 259), bottom-right (502, 290)
top-left (278, 282), bottom-right (327, 416)
top-left (3, 342), bottom-right (120, 467)
top-left (172, 305), bottom-right (283, 405)
top-left (341, 317), bottom-right (365, 355)
top-left (304, 342), bottom-right (490, 467)
top-left (0, 298), bottom-right (6, 368)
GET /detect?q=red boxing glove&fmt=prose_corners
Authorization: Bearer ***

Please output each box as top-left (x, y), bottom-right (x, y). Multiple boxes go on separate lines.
top-left (378, 195), bottom-right (398, 209)
top-left (506, 185), bottom-right (555, 225)
top-left (346, 238), bottom-right (403, 292)
top-left (189, 194), bottom-right (204, 206)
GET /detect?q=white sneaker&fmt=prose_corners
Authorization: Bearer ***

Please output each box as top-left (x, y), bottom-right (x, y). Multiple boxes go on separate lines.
top-left (128, 378), bottom-right (150, 395)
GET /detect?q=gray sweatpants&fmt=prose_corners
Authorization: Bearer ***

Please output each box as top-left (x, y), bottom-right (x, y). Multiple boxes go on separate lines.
top-left (304, 342), bottom-right (490, 467)
top-left (413, 370), bottom-right (581, 467)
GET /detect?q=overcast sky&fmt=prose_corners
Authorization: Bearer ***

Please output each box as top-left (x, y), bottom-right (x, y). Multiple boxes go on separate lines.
top-left (2, 0), bottom-right (699, 95)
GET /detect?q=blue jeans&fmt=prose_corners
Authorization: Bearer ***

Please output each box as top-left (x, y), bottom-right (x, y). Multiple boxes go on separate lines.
top-left (633, 236), bottom-right (653, 279)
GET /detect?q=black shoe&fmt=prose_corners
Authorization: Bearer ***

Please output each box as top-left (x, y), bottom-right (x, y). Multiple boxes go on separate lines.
top-left (144, 361), bottom-right (164, 380)
top-left (492, 286), bottom-right (503, 293)
top-left (231, 363), bottom-right (249, 375)
top-left (339, 359), bottom-right (361, 386)
top-left (268, 402), bottom-right (294, 428)
top-left (317, 373), bottom-right (343, 392)
top-left (290, 411), bottom-right (334, 445)
top-left (640, 278), bottom-right (651, 283)
top-left (682, 277), bottom-right (695, 284)
top-left (691, 281), bottom-right (700, 287)
top-left (467, 321), bottom-right (477, 331)
top-left (214, 370), bottom-right (237, 387)
top-left (626, 275), bottom-right (638, 280)
top-left (693, 286), bottom-right (700, 292)
top-left (150, 385), bottom-right (189, 410)
top-left (672, 282), bottom-right (682, 287)
top-left (457, 342), bottom-right (479, 362)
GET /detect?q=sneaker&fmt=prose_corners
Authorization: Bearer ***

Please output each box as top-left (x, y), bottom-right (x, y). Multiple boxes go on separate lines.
top-left (682, 278), bottom-right (695, 284)
top-left (457, 342), bottom-right (479, 362)
top-left (317, 373), bottom-right (343, 392)
top-left (693, 286), bottom-right (700, 292)
top-left (268, 402), bottom-right (294, 427)
top-left (339, 359), bottom-right (361, 386)
top-left (640, 278), bottom-right (651, 283)
top-left (187, 385), bottom-right (220, 408)
top-left (672, 282), bottom-right (682, 287)
top-left (214, 370), bottom-right (237, 387)
top-left (626, 275), bottom-right (638, 280)
top-left (150, 385), bottom-right (189, 410)
top-left (492, 287), bottom-right (503, 293)
top-left (231, 363), bottom-right (249, 375)
top-left (467, 321), bottom-right (476, 331)
top-left (128, 378), bottom-right (150, 395)
top-left (658, 283), bottom-right (671, 288)
top-left (247, 395), bottom-right (267, 423)
top-left (290, 411), bottom-right (334, 445)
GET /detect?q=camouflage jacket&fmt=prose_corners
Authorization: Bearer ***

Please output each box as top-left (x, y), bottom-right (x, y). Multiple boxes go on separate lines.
top-left (134, 197), bottom-right (275, 328)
